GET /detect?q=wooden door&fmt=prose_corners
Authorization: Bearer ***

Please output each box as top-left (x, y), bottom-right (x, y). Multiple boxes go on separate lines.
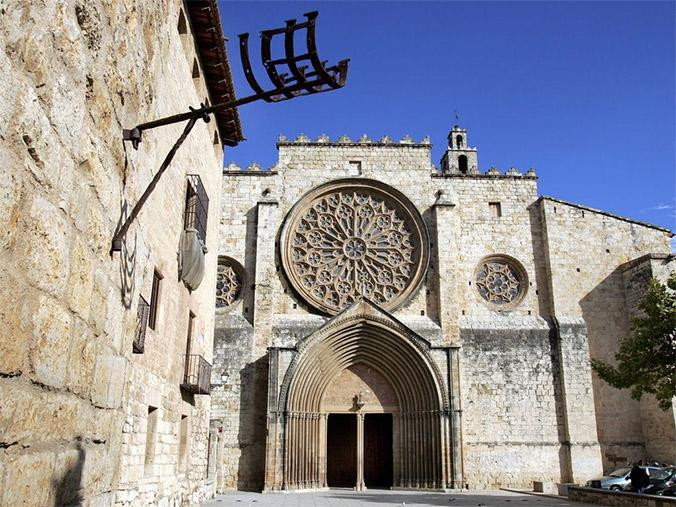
top-left (327, 414), bottom-right (357, 487)
top-left (364, 413), bottom-right (393, 488)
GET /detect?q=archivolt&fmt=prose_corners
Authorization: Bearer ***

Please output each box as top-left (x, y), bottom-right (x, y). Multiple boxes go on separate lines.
top-left (290, 326), bottom-right (440, 413)
top-left (280, 314), bottom-right (446, 414)
top-left (278, 312), bottom-right (449, 490)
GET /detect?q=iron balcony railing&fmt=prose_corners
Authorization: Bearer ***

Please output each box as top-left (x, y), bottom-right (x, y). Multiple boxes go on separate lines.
top-left (181, 354), bottom-right (212, 395)
top-left (134, 296), bottom-right (150, 354)
top-left (184, 174), bottom-right (209, 246)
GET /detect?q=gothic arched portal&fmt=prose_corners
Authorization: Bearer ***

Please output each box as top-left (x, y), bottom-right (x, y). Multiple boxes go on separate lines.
top-left (264, 301), bottom-right (454, 491)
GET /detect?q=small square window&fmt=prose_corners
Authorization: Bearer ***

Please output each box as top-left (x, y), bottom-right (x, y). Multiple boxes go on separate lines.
top-left (348, 160), bottom-right (362, 175)
top-left (489, 202), bottom-right (502, 218)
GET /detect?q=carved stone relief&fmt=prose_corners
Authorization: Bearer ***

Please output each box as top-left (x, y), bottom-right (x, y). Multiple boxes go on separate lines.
top-left (280, 179), bottom-right (430, 315)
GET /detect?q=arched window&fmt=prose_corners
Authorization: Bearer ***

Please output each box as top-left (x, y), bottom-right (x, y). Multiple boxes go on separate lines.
top-left (456, 135), bottom-right (464, 148)
top-left (458, 155), bottom-right (468, 174)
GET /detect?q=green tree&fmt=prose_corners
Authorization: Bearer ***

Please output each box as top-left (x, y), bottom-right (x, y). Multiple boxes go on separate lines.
top-left (591, 271), bottom-right (676, 411)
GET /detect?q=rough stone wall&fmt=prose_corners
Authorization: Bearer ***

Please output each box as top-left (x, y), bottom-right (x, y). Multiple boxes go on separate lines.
top-left (459, 319), bottom-right (562, 489)
top-left (568, 486), bottom-right (676, 507)
top-left (0, 1), bottom-right (224, 504)
top-left (539, 198), bottom-right (672, 472)
top-left (621, 255), bottom-right (676, 465)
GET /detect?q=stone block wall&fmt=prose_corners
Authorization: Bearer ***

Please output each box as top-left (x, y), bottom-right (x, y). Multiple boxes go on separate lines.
top-left (539, 198), bottom-right (672, 472)
top-left (0, 0), bottom-right (227, 504)
top-left (460, 319), bottom-right (562, 489)
top-left (622, 254), bottom-right (676, 465)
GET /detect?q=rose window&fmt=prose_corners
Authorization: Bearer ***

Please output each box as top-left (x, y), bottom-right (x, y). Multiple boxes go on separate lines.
top-left (216, 258), bottom-right (242, 308)
top-left (280, 179), bottom-right (429, 315)
top-left (475, 256), bottom-right (527, 308)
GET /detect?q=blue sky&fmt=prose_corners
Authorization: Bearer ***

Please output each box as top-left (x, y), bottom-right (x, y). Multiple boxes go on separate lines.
top-left (219, 1), bottom-right (675, 231)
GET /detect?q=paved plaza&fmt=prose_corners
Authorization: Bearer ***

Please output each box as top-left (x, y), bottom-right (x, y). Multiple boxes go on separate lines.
top-left (203, 489), bottom-right (589, 507)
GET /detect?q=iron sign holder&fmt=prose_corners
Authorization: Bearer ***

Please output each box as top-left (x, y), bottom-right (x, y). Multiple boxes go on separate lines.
top-left (111, 11), bottom-right (349, 253)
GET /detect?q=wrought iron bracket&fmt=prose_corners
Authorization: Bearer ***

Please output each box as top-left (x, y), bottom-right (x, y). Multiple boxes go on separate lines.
top-left (111, 11), bottom-right (348, 254)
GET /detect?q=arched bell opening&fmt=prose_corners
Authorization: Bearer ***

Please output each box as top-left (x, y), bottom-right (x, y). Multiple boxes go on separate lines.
top-left (280, 317), bottom-right (448, 491)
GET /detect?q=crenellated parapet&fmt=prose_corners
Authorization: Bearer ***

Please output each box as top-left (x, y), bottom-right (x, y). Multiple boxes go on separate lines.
top-left (277, 133), bottom-right (432, 147)
top-left (223, 161), bottom-right (278, 175)
top-left (434, 165), bottom-right (537, 179)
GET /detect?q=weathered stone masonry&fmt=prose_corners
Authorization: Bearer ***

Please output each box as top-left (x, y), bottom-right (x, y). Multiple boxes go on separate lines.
top-left (211, 128), bottom-right (673, 492)
top-left (1, 1), bottom-right (241, 505)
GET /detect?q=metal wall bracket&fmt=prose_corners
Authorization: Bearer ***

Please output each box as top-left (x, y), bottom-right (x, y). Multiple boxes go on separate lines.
top-left (111, 11), bottom-right (349, 254)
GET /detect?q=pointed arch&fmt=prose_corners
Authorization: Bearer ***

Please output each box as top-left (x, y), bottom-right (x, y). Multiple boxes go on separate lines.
top-left (277, 301), bottom-right (449, 490)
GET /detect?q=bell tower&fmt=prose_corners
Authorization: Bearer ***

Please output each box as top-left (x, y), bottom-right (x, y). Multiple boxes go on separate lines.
top-left (440, 125), bottom-right (479, 175)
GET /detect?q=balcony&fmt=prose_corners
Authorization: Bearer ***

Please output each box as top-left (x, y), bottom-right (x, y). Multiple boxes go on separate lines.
top-left (181, 354), bottom-right (212, 395)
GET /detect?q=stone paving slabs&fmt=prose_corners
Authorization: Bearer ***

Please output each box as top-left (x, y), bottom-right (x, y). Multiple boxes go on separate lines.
top-left (203, 489), bottom-right (590, 507)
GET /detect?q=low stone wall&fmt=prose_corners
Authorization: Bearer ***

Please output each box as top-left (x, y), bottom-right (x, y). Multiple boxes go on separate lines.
top-left (568, 486), bottom-right (676, 507)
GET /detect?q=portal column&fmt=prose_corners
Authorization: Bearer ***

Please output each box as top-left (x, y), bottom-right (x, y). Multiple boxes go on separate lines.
top-left (319, 413), bottom-right (328, 488)
top-left (356, 412), bottom-right (365, 491)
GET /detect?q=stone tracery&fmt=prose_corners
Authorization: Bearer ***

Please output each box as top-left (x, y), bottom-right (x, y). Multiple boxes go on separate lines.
top-left (281, 179), bottom-right (429, 314)
top-left (475, 256), bottom-right (527, 307)
top-left (216, 258), bottom-right (242, 307)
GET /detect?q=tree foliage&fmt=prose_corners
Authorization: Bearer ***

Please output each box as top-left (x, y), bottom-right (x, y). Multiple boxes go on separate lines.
top-left (591, 271), bottom-right (676, 411)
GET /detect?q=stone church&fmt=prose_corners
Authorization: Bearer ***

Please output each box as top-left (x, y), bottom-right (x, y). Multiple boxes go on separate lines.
top-left (210, 128), bottom-right (675, 492)
top-left (1, 0), bottom-right (674, 503)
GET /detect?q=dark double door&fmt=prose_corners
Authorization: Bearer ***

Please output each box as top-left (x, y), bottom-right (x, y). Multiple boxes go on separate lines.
top-left (326, 413), bottom-right (393, 489)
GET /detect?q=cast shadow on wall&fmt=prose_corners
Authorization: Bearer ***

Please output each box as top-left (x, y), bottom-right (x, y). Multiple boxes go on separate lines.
top-left (52, 440), bottom-right (85, 506)
top-left (114, 193), bottom-right (136, 310)
top-left (579, 265), bottom-right (638, 470)
top-left (237, 356), bottom-right (269, 491)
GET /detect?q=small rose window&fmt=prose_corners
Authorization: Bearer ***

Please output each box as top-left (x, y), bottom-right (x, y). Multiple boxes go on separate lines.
top-left (474, 255), bottom-right (527, 309)
top-left (216, 257), bottom-right (244, 308)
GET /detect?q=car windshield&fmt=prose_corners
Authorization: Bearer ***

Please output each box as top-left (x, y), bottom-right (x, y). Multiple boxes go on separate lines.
top-left (609, 468), bottom-right (631, 477)
top-left (652, 469), bottom-right (670, 480)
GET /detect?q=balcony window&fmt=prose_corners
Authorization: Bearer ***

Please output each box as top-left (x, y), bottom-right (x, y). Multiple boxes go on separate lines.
top-left (181, 354), bottom-right (212, 395)
top-left (180, 312), bottom-right (211, 395)
top-left (184, 174), bottom-right (209, 246)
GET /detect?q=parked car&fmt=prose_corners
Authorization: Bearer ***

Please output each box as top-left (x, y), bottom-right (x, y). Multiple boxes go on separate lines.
top-left (586, 466), bottom-right (666, 491)
top-left (644, 467), bottom-right (676, 495)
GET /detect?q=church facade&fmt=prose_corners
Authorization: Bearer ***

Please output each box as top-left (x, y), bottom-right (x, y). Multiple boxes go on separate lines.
top-left (210, 128), bottom-right (675, 492)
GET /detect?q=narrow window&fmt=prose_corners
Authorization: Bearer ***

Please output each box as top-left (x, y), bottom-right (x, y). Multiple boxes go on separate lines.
top-left (456, 134), bottom-right (463, 148)
top-left (183, 312), bottom-right (195, 387)
top-left (179, 415), bottom-right (189, 471)
top-left (186, 312), bottom-right (195, 357)
top-left (145, 406), bottom-right (158, 468)
top-left (177, 10), bottom-right (187, 35)
top-left (184, 175), bottom-right (209, 245)
top-left (148, 270), bottom-right (162, 330)
top-left (489, 202), bottom-right (502, 218)
top-left (134, 295), bottom-right (150, 353)
top-left (458, 155), bottom-right (468, 174)
top-left (207, 431), bottom-right (216, 478)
